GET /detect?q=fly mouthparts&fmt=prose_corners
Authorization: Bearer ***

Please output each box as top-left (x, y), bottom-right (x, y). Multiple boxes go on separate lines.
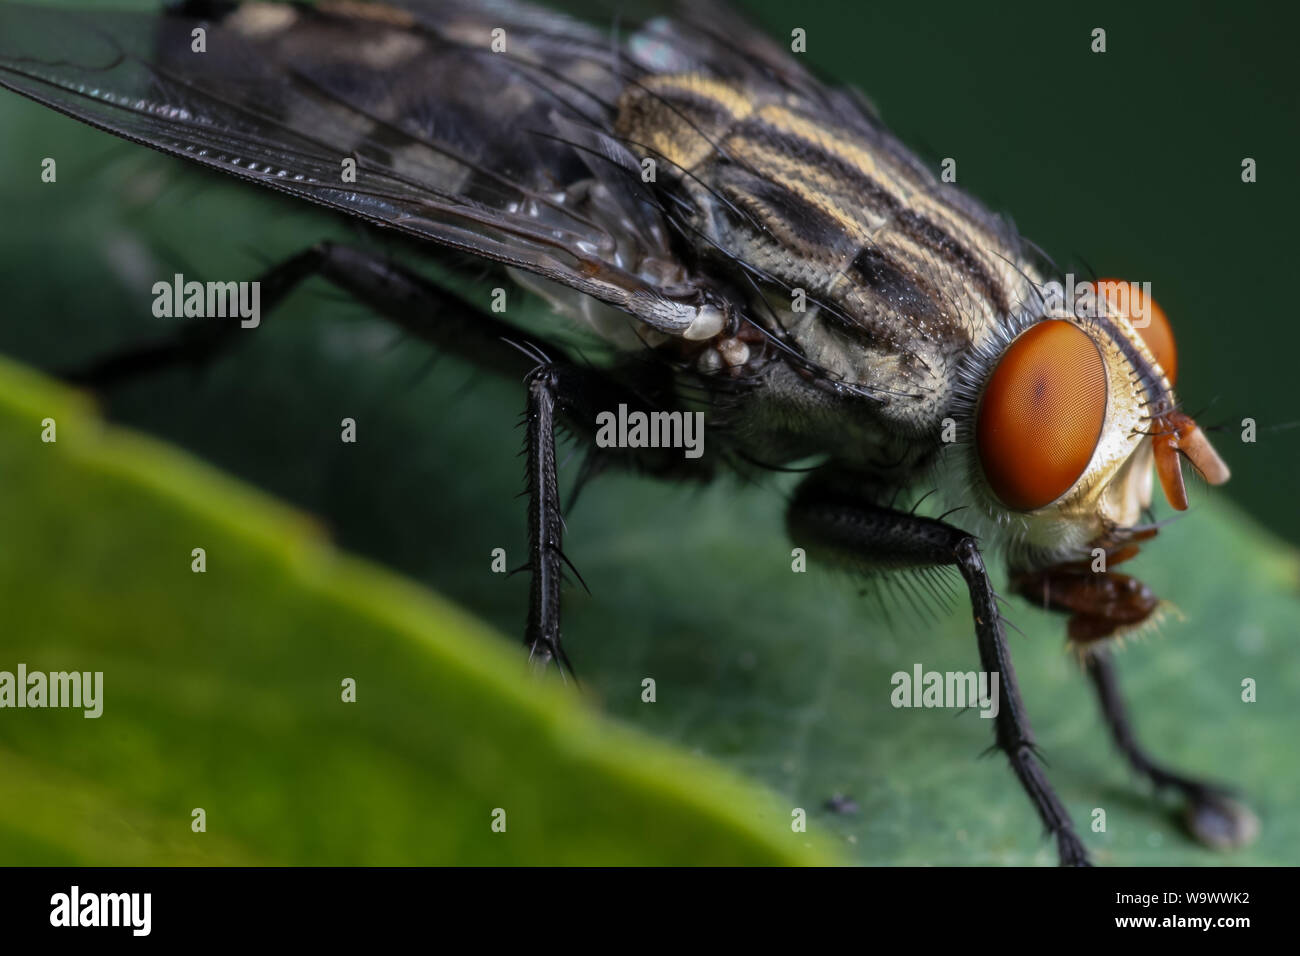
top-left (1153, 410), bottom-right (1231, 511)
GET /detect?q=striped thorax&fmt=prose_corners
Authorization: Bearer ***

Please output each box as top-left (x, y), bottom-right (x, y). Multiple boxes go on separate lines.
top-left (615, 70), bottom-right (1227, 582)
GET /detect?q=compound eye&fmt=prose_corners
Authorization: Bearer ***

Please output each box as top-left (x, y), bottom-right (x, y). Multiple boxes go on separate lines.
top-left (976, 320), bottom-right (1108, 511)
top-left (1095, 278), bottom-right (1178, 384)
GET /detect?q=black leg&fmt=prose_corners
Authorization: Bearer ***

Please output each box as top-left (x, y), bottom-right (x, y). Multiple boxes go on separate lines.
top-left (59, 240), bottom-right (710, 677)
top-left (63, 246), bottom-right (327, 386)
top-left (522, 364), bottom-right (569, 676)
top-left (62, 241), bottom-right (553, 388)
top-left (788, 477), bottom-right (1091, 866)
top-left (1084, 649), bottom-right (1259, 850)
top-left (517, 353), bottom-right (716, 676)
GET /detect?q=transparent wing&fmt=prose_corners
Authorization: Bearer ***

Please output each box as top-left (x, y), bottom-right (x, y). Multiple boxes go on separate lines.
top-left (0, 0), bottom-right (713, 333)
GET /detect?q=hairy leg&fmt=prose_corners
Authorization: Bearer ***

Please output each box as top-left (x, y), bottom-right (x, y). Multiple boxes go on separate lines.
top-left (60, 240), bottom-right (708, 672)
top-left (64, 241), bottom-right (548, 386)
top-left (788, 476), bottom-right (1090, 866)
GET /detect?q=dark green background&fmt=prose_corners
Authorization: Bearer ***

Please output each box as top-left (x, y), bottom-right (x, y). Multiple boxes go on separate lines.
top-left (747, 0), bottom-right (1298, 539)
top-left (0, 0), bottom-right (1296, 865)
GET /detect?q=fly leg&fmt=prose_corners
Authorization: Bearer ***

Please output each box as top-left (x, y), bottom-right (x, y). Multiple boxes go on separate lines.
top-left (61, 240), bottom-right (708, 675)
top-left (516, 354), bottom-right (715, 676)
top-left (787, 476), bottom-right (1091, 866)
top-left (64, 245), bottom-right (328, 386)
top-left (1085, 649), bottom-right (1259, 849)
top-left (62, 241), bottom-right (552, 387)
top-left (1010, 563), bottom-right (1260, 850)
top-left (521, 363), bottom-right (572, 677)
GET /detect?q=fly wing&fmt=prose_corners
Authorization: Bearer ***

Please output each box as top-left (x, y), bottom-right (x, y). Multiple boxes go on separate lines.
top-left (0, 0), bottom-right (712, 335)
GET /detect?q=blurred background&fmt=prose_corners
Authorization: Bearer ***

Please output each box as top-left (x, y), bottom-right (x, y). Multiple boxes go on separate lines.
top-left (0, 0), bottom-right (1296, 865)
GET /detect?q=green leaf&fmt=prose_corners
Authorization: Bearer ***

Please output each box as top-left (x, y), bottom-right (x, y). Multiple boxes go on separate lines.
top-left (0, 357), bottom-right (836, 865)
top-left (2, 342), bottom-right (1296, 866)
top-left (533, 441), bottom-right (1300, 866)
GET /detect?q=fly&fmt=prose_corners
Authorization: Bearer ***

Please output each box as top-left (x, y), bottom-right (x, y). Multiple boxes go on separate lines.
top-left (0, 0), bottom-right (1257, 865)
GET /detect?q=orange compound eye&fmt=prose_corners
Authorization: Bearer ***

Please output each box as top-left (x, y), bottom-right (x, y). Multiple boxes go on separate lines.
top-left (1094, 278), bottom-right (1177, 384)
top-left (976, 320), bottom-right (1108, 511)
